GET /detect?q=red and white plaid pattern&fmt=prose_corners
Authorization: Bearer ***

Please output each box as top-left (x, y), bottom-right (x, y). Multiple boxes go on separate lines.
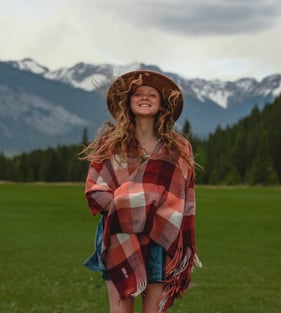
top-left (85, 138), bottom-right (197, 313)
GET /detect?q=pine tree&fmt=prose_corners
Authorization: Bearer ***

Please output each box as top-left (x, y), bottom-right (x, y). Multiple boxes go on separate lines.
top-left (81, 127), bottom-right (89, 146)
top-left (247, 130), bottom-right (279, 185)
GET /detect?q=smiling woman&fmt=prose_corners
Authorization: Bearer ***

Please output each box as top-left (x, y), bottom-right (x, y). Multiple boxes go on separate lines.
top-left (79, 70), bottom-right (201, 313)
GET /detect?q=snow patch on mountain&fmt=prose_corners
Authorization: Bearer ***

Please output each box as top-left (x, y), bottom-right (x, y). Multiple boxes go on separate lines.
top-left (188, 79), bottom-right (232, 108)
top-left (7, 58), bottom-right (49, 75)
top-left (235, 78), bottom-right (257, 92)
top-left (208, 90), bottom-right (231, 108)
top-left (273, 82), bottom-right (281, 97)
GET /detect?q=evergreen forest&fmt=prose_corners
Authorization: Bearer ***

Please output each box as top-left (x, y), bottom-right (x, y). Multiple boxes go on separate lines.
top-left (1, 95), bottom-right (280, 185)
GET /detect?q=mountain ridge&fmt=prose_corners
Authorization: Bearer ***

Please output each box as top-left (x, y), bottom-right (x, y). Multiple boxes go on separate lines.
top-left (1, 58), bottom-right (281, 154)
top-left (9, 58), bottom-right (281, 109)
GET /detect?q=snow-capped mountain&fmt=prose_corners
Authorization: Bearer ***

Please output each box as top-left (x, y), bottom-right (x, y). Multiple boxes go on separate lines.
top-left (1, 58), bottom-right (281, 154)
top-left (9, 58), bottom-right (281, 109)
top-left (0, 60), bottom-right (106, 154)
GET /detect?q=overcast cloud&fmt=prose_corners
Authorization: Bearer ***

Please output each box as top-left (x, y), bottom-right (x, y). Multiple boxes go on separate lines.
top-left (0, 0), bottom-right (281, 80)
top-left (93, 0), bottom-right (281, 35)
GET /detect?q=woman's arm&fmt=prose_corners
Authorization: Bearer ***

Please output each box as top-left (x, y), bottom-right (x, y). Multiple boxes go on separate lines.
top-left (85, 161), bottom-right (115, 215)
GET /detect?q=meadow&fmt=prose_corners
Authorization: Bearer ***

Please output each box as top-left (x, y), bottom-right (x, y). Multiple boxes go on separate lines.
top-left (0, 183), bottom-right (280, 313)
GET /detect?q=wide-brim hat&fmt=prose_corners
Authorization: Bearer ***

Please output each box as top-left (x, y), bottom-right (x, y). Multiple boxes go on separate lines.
top-left (106, 70), bottom-right (184, 121)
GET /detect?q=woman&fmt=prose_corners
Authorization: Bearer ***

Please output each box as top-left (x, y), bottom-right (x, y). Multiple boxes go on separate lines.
top-left (81, 70), bottom-right (200, 313)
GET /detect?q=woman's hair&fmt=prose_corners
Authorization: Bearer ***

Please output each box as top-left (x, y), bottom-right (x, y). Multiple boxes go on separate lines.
top-left (79, 74), bottom-right (193, 167)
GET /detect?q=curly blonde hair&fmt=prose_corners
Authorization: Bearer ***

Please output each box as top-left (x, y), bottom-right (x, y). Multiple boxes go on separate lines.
top-left (79, 74), bottom-right (193, 167)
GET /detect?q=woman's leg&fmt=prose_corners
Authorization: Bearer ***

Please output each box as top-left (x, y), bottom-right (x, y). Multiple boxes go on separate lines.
top-left (106, 281), bottom-right (134, 313)
top-left (142, 283), bottom-right (164, 313)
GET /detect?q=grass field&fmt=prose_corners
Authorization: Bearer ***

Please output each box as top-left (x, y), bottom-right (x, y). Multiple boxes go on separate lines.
top-left (0, 183), bottom-right (280, 313)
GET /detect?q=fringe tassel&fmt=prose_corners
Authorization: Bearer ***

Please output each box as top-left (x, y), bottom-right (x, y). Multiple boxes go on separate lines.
top-left (158, 244), bottom-right (196, 313)
top-left (194, 253), bottom-right (202, 268)
top-left (131, 281), bottom-right (147, 297)
top-left (165, 232), bottom-right (184, 274)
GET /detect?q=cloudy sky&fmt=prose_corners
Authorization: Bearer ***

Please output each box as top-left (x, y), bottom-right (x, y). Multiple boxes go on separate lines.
top-left (1, 0), bottom-right (281, 80)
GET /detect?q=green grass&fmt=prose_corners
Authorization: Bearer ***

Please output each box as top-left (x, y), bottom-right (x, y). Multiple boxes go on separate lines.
top-left (0, 184), bottom-right (280, 313)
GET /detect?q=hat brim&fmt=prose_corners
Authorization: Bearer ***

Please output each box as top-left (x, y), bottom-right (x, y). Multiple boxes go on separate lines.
top-left (106, 70), bottom-right (183, 121)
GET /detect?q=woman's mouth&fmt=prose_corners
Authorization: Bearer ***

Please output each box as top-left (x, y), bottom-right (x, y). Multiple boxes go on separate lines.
top-left (138, 103), bottom-right (151, 107)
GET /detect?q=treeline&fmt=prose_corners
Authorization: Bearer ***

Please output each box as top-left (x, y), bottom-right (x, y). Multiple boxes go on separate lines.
top-left (187, 94), bottom-right (281, 185)
top-left (0, 129), bottom-right (89, 182)
top-left (0, 95), bottom-right (280, 185)
top-left (0, 144), bottom-right (88, 182)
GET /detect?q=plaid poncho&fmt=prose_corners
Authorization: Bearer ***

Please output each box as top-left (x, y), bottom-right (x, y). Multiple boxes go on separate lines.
top-left (85, 138), bottom-right (198, 313)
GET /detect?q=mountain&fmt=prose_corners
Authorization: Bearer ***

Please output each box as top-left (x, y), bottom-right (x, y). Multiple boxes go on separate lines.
top-left (0, 61), bottom-right (106, 154)
top-left (1, 58), bottom-right (281, 154)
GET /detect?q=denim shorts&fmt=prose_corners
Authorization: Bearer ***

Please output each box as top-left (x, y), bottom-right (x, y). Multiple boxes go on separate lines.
top-left (84, 217), bottom-right (166, 282)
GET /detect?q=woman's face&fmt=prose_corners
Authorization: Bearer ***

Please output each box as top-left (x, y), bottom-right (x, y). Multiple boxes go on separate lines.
top-left (130, 85), bottom-right (161, 118)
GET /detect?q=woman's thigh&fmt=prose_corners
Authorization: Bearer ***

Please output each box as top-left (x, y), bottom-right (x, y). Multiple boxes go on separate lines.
top-left (142, 283), bottom-right (164, 313)
top-left (106, 281), bottom-right (134, 313)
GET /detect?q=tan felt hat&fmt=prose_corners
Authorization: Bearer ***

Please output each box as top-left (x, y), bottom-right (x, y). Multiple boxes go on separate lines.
top-left (106, 70), bottom-right (184, 121)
